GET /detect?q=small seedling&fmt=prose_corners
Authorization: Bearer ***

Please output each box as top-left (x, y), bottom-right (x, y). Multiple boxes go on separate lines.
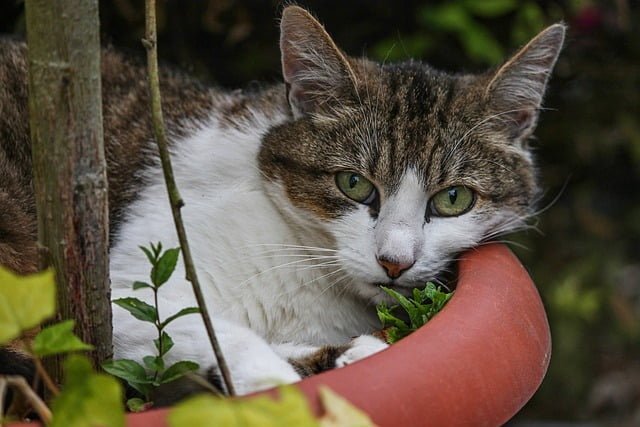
top-left (376, 282), bottom-right (453, 343)
top-left (103, 243), bottom-right (200, 409)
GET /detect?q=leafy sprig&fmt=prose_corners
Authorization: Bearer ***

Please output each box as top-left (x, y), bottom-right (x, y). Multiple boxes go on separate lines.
top-left (103, 243), bottom-right (200, 408)
top-left (376, 282), bottom-right (453, 343)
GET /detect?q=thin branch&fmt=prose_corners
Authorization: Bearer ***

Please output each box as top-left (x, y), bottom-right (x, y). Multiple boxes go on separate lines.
top-left (22, 338), bottom-right (60, 397)
top-left (1, 376), bottom-right (52, 424)
top-left (142, 0), bottom-right (236, 396)
top-left (32, 356), bottom-right (59, 397)
top-left (0, 376), bottom-right (6, 423)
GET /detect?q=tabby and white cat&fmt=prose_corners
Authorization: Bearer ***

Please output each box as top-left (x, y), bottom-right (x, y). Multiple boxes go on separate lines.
top-left (0, 6), bottom-right (565, 396)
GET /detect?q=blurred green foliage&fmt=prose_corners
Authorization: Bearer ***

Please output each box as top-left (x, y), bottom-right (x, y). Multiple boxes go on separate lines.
top-left (2, 0), bottom-right (639, 423)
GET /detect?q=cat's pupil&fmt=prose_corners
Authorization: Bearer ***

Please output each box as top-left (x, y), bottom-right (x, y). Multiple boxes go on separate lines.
top-left (448, 189), bottom-right (458, 205)
top-left (349, 174), bottom-right (359, 189)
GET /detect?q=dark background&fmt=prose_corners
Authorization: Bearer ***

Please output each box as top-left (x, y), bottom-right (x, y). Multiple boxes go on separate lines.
top-left (2, 1), bottom-right (639, 424)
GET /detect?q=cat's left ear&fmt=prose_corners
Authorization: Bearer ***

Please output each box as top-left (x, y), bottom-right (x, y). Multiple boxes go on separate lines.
top-left (280, 6), bottom-right (358, 119)
top-left (485, 23), bottom-right (566, 142)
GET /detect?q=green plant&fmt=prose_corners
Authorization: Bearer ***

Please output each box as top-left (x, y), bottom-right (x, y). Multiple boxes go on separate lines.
top-left (168, 385), bottom-right (374, 427)
top-left (372, 0), bottom-right (547, 65)
top-left (102, 243), bottom-right (201, 409)
top-left (376, 282), bottom-right (453, 343)
top-left (0, 263), bottom-right (373, 427)
top-left (0, 266), bottom-right (125, 426)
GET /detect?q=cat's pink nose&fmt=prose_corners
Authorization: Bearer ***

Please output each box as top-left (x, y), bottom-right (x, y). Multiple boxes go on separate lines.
top-left (377, 257), bottom-right (414, 279)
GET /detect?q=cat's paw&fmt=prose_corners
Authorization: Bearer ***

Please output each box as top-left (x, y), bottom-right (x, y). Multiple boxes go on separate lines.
top-left (232, 359), bottom-right (301, 395)
top-left (335, 335), bottom-right (388, 368)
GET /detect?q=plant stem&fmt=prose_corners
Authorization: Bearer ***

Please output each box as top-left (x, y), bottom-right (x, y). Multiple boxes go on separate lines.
top-left (3, 376), bottom-right (53, 424)
top-left (153, 284), bottom-right (162, 384)
top-left (32, 355), bottom-right (60, 397)
top-left (142, 0), bottom-right (235, 396)
top-left (22, 338), bottom-right (60, 397)
top-left (0, 376), bottom-right (6, 421)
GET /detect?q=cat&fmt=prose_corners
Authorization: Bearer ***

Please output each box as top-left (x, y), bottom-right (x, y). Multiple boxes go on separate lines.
top-left (0, 6), bottom-right (565, 398)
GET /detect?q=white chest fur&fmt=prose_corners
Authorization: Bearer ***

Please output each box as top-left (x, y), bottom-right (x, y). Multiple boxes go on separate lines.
top-left (109, 107), bottom-right (379, 372)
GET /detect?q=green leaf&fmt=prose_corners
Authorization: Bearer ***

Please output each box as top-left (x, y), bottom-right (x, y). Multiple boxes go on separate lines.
top-left (143, 355), bottom-right (165, 372)
top-left (51, 355), bottom-right (125, 427)
top-left (139, 245), bottom-right (157, 266)
top-left (0, 267), bottom-right (56, 344)
top-left (380, 287), bottom-right (421, 326)
top-left (318, 386), bottom-right (376, 426)
top-left (126, 397), bottom-right (151, 413)
top-left (32, 320), bottom-right (93, 357)
top-left (377, 282), bottom-right (453, 343)
top-left (168, 385), bottom-right (318, 427)
top-left (152, 242), bottom-right (163, 259)
top-left (151, 247), bottom-right (180, 287)
top-left (458, 23), bottom-right (504, 65)
top-left (102, 359), bottom-right (153, 385)
top-left (132, 281), bottom-right (153, 291)
top-left (376, 304), bottom-right (409, 330)
top-left (462, 0), bottom-right (517, 17)
top-left (158, 360), bottom-right (199, 384)
top-left (154, 331), bottom-right (174, 355)
top-left (372, 34), bottom-right (434, 62)
top-left (161, 307), bottom-right (200, 329)
top-left (419, 3), bottom-right (471, 32)
top-left (113, 297), bottom-right (157, 323)
top-left (511, 2), bottom-right (545, 45)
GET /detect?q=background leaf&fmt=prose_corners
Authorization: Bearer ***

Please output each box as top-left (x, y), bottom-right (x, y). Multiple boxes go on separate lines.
top-left (0, 267), bottom-right (56, 344)
top-left (51, 355), bottom-right (125, 427)
top-left (32, 320), bottom-right (93, 357)
top-left (463, 0), bottom-right (517, 17)
top-left (419, 3), bottom-right (470, 31)
top-left (458, 23), bottom-right (504, 64)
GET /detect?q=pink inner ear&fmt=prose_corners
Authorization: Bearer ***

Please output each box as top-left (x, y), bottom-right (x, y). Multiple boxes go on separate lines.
top-left (514, 109), bottom-right (534, 128)
top-left (505, 108), bottom-right (537, 140)
top-left (281, 44), bottom-right (303, 85)
top-left (287, 84), bottom-right (315, 115)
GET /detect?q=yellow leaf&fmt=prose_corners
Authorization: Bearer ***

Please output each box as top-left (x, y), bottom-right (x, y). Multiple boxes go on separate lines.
top-left (168, 386), bottom-right (319, 427)
top-left (0, 267), bottom-right (56, 344)
top-left (318, 386), bottom-right (377, 427)
top-left (51, 355), bottom-right (125, 427)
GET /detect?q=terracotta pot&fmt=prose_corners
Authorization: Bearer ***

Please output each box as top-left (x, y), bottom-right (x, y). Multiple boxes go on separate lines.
top-left (11, 243), bottom-right (550, 426)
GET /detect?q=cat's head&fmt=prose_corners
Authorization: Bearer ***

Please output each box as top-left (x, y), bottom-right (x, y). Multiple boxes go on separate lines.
top-left (259, 6), bottom-right (565, 301)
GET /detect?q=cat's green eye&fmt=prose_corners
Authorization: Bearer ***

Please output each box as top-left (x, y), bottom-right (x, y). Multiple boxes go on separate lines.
top-left (335, 172), bottom-right (377, 205)
top-left (430, 186), bottom-right (475, 217)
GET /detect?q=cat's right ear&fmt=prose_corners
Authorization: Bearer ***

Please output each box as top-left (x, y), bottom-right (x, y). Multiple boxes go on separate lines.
top-left (280, 6), bottom-right (358, 119)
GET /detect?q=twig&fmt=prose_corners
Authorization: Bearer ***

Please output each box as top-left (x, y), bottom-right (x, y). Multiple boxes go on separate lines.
top-left (142, 0), bottom-right (236, 396)
top-left (0, 377), bottom-right (6, 424)
top-left (1, 376), bottom-right (52, 424)
top-left (22, 338), bottom-right (60, 397)
top-left (32, 356), bottom-right (60, 397)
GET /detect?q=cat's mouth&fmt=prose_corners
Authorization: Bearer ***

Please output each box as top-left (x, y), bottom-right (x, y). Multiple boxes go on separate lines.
top-left (372, 273), bottom-right (456, 295)
top-left (372, 281), bottom-right (414, 295)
